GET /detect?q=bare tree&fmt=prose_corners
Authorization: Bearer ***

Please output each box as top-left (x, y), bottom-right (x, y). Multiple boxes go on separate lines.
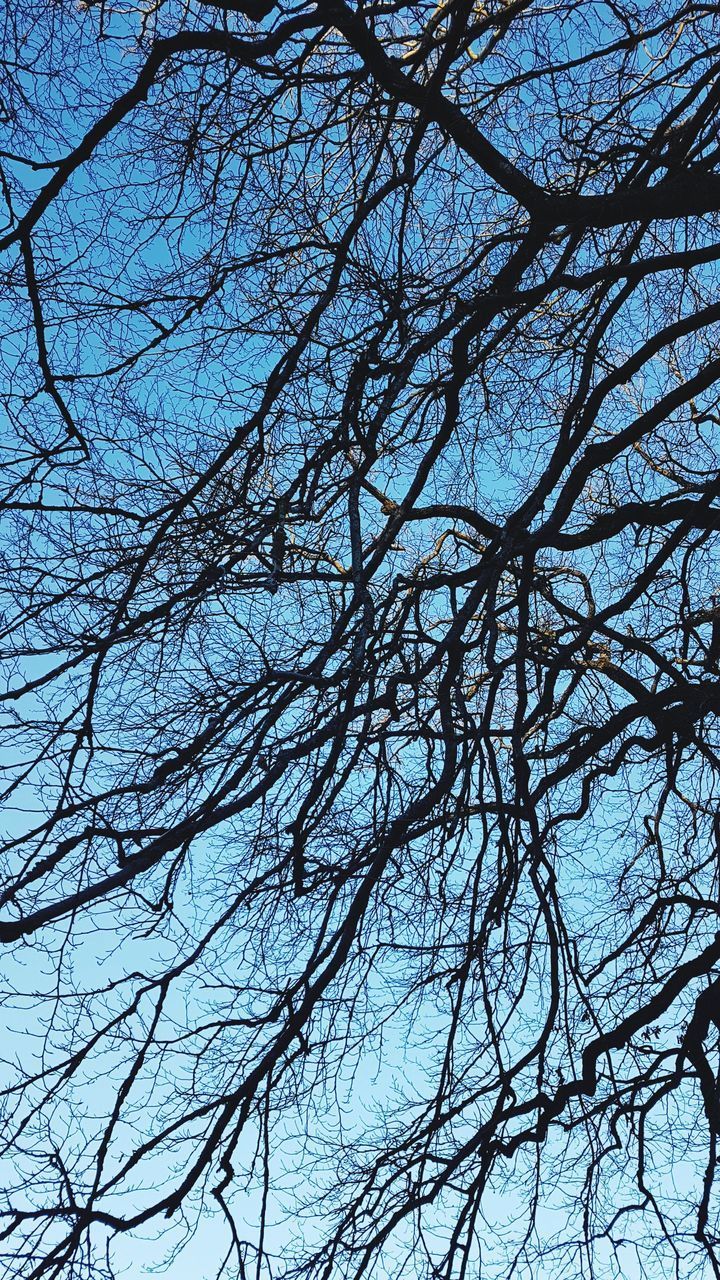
top-left (2, 0), bottom-right (720, 1276)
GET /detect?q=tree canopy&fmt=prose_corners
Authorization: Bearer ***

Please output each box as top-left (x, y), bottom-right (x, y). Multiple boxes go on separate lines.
top-left (2, 0), bottom-right (720, 1276)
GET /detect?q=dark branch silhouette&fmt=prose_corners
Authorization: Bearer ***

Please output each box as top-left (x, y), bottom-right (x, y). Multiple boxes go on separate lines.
top-left (1, 1), bottom-right (720, 1277)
